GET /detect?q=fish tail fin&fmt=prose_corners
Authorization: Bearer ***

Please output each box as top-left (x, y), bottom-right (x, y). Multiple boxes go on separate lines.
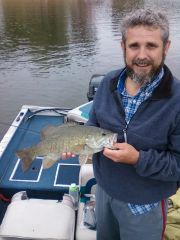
top-left (16, 149), bottom-right (33, 171)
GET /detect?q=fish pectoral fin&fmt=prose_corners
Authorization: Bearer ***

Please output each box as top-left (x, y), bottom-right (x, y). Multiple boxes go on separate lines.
top-left (71, 144), bottom-right (85, 153)
top-left (79, 154), bottom-right (92, 165)
top-left (85, 137), bottom-right (97, 148)
top-left (79, 155), bottom-right (88, 165)
top-left (42, 154), bottom-right (59, 169)
top-left (86, 155), bottom-right (93, 164)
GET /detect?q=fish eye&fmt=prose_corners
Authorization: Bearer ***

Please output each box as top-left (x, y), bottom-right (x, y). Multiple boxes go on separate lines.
top-left (102, 133), bottom-right (106, 136)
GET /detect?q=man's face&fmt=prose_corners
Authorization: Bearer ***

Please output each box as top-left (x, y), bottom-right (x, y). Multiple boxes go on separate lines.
top-left (121, 26), bottom-right (171, 86)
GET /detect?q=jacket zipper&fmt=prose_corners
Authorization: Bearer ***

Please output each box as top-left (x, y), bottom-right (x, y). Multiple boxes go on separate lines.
top-left (113, 90), bottom-right (152, 143)
top-left (123, 124), bottom-right (128, 143)
top-left (122, 100), bottom-right (150, 143)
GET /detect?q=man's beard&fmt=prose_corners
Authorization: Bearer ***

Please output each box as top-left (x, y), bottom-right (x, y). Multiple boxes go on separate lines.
top-left (125, 55), bottom-right (165, 87)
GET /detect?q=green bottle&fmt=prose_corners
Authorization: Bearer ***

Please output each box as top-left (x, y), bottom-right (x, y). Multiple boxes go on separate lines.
top-left (69, 183), bottom-right (79, 210)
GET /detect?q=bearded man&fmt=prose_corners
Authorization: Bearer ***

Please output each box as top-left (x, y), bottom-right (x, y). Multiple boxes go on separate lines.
top-left (87, 8), bottom-right (180, 240)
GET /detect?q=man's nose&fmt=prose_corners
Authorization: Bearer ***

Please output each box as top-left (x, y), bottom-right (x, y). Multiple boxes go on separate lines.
top-left (137, 47), bottom-right (148, 59)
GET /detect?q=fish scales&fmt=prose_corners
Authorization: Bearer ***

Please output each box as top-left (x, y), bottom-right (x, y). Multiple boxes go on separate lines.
top-left (16, 124), bottom-right (117, 171)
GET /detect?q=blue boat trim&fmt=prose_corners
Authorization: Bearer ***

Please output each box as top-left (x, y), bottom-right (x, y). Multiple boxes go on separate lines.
top-left (79, 102), bottom-right (92, 120)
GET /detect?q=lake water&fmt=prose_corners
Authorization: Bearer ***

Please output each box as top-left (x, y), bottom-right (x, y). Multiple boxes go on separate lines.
top-left (0, 0), bottom-right (180, 139)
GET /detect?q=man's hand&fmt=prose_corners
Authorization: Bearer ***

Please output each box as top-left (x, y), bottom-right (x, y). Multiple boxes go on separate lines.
top-left (103, 143), bottom-right (139, 165)
top-left (61, 152), bottom-right (76, 159)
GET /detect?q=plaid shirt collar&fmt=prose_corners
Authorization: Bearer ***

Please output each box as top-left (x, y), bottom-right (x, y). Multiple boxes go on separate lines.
top-left (117, 67), bottom-right (164, 97)
top-left (117, 67), bottom-right (164, 124)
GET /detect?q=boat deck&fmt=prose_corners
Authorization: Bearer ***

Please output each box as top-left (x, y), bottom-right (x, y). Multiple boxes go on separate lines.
top-left (0, 106), bottom-right (80, 201)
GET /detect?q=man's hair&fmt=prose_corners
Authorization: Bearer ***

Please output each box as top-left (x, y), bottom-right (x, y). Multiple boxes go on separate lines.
top-left (121, 8), bottom-right (169, 44)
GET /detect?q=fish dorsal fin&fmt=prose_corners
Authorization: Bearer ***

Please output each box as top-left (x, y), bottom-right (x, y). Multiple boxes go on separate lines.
top-left (41, 126), bottom-right (57, 139)
top-left (41, 122), bottom-right (79, 139)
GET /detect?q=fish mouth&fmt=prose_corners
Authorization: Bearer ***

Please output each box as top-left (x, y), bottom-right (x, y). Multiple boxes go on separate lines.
top-left (86, 133), bottom-right (118, 151)
top-left (112, 133), bottom-right (118, 143)
top-left (104, 133), bottom-right (118, 148)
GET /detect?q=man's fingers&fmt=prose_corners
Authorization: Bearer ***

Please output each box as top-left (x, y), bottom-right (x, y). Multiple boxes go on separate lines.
top-left (61, 152), bottom-right (76, 159)
top-left (103, 143), bottom-right (139, 164)
top-left (67, 152), bottom-right (72, 158)
top-left (61, 153), bottom-right (67, 159)
top-left (113, 142), bottom-right (127, 149)
top-left (103, 147), bottom-right (121, 159)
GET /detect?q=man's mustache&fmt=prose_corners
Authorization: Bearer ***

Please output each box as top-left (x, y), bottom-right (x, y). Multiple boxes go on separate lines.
top-left (132, 59), bottom-right (153, 65)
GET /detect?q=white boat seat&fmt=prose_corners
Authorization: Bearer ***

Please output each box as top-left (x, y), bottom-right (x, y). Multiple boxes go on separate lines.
top-left (76, 164), bottom-right (96, 240)
top-left (0, 192), bottom-right (75, 240)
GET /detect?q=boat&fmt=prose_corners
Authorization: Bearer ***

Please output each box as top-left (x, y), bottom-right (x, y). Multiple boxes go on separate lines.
top-left (0, 74), bottom-right (179, 240)
top-left (0, 101), bottom-right (96, 240)
top-left (0, 73), bottom-right (104, 239)
top-left (0, 72), bottom-right (102, 206)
